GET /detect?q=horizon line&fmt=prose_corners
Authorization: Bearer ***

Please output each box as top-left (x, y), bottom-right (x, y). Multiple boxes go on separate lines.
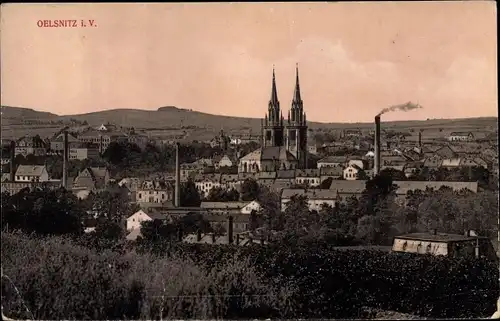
top-left (1, 105), bottom-right (498, 125)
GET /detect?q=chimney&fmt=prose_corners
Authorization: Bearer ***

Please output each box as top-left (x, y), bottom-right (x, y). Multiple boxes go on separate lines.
top-left (236, 234), bottom-right (240, 245)
top-left (62, 131), bottom-right (69, 189)
top-left (374, 116), bottom-right (381, 176)
top-left (175, 142), bottom-right (181, 207)
top-left (196, 229), bottom-right (202, 242)
top-left (465, 230), bottom-right (471, 237)
top-left (227, 216), bottom-right (234, 244)
top-left (432, 229), bottom-right (437, 235)
top-left (9, 140), bottom-right (15, 182)
top-left (177, 227), bottom-right (183, 242)
top-left (211, 233), bottom-right (216, 244)
top-left (418, 131), bottom-right (422, 148)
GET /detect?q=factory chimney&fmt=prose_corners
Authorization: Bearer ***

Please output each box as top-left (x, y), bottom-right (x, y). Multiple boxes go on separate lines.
top-left (62, 131), bottom-right (69, 189)
top-left (227, 216), bottom-right (234, 244)
top-left (374, 115), bottom-right (381, 176)
top-left (175, 142), bottom-right (181, 207)
top-left (418, 131), bottom-right (422, 148)
top-left (9, 140), bottom-right (16, 182)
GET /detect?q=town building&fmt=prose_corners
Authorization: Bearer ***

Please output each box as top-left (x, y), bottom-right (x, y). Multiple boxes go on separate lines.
top-left (240, 66), bottom-right (308, 173)
top-left (136, 180), bottom-right (173, 206)
top-left (14, 135), bottom-right (47, 156)
top-left (448, 132), bottom-right (474, 142)
top-left (14, 165), bottom-right (50, 182)
top-left (317, 156), bottom-right (348, 169)
top-left (281, 188), bottom-right (339, 212)
top-left (392, 231), bottom-right (496, 260)
top-left (72, 167), bottom-right (110, 194)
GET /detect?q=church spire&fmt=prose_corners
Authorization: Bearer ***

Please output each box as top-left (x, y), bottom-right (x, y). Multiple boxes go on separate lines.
top-left (292, 63), bottom-right (302, 104)
top-left (270, 66), bottom-right (279, 106)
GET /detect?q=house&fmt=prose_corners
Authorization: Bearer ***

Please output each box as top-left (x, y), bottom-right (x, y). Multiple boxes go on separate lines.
top-left (347, 158), bottom-right (365, 170)
top-left (15, 135), bottom-right (47, 156)
top-left (69, 144), bottom-right (100, 160)
top-left (180, 162), bottom-right (201, 182)
top-left (72, 167), bottom-right (110, 192)
top-left (392, 231), bottom-right (496, 261)
top-left (136, 180), bottom-right (173, 206)
top-left (49, 132), bottom-right (79, 152)
top-left (281, 188), bottom-right (339, 212)
top-left (78, 129), bottom-right (128, 154)
top-left (118, 177), bottom-right (142, 202)
top-left (183, 232), bottom-right (266, 246)
top-left (440, 158), bottom-right (462, 169)
top-left (217, 154), bottom-right (236, 168)
top-left (126, 209), bottom-right (168, 231)
top-left (317, 156), bottom-right (347, 169)
top-left (433, 145), bottom-right (457, 159)
top-left (319, 166), bottom-right (344, 181)
top-left (403, 162), bottom-right (423, 178)
top-left (295, 169), bottom-right (321, 187)
top-left (448, 132), bottom-right (474, 142)
top-left (239, 146), bottom-right (298, 173)
top-left (423, 155), bottom-right (443, 169)
top-left (14, 165), bottom-right (50, 182)
top-left (220, 174), bottom-right (240, 191)
top-left (343, 164), bottom-right (363, 180)
top-left (194, 173), bottom-right (222, 197)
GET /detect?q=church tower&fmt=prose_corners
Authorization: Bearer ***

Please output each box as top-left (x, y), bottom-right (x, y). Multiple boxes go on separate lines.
top-left (262, 68), bottom-right (285, 147)
top-left (285, 64), bottom-right (308, 168)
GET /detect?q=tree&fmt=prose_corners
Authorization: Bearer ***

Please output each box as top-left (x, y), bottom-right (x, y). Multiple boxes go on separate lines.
top-left (180, 180), bottom-right (202, 207)
top-left (213, 223), bottom-right (226, 236)
top-left (206, 187), bottom-right (240, 202)
top-left (2, 188), bottom-right (83, 236)
top-left (240, 178), bottom-right (260, 201)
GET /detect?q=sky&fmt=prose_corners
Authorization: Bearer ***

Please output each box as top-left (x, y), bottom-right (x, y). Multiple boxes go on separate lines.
top-left (0, 2), bottom-right (497, 123)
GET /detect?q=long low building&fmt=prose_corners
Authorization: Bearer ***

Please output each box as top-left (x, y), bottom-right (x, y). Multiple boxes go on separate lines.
top-left (281, 180), bottom-right (479, 211)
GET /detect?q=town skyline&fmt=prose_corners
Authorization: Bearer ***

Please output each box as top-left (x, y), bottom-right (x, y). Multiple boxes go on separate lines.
top-left (1, 2), bottom-right (497, 123)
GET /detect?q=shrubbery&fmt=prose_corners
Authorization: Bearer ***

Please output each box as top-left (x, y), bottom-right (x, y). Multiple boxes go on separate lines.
top-left (2, 231), bottom-right (498, 319)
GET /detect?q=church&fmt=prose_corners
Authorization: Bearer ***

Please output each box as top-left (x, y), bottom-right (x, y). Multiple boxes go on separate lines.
top-left (239, 65), bottom-right (308, 173)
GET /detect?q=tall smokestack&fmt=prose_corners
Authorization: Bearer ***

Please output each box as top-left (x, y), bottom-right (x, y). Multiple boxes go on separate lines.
top-left (418, 131), bottom-right (422, 148)
top-left (62, 131), bottom-right (69, 189)
top-left (175, 142), bottom-right (180, 207)
top-left (227, 216), bottom-right (234, 244)
top-left (374, 116), bottom-right (381, 176)
top-left (9, 140), bottom-right (15, 182)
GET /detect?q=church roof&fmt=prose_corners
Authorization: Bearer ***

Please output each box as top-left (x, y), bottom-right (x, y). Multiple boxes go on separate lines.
top-left (240, 147), bottom-right (298, 162)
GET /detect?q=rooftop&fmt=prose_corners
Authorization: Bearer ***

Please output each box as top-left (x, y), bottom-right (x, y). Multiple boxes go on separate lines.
top-left (395, 232), bottom-right (487, 243)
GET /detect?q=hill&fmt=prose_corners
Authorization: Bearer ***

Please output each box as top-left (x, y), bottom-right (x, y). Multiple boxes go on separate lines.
top-left (1, 105), bottom-right (497, 141)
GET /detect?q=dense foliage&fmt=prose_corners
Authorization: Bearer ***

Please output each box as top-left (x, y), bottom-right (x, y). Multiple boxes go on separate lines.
top-left (2, 232), bottom-right (497, 320)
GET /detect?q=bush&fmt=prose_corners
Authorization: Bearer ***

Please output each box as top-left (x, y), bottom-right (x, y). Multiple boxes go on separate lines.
top-left (1, 231), bottom-right (286, 320)
top-left (2, 232), bottom-right (497, 319)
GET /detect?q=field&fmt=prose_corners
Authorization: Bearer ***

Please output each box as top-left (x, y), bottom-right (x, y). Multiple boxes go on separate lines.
top-left (1, 105), bottom-right (497, 142)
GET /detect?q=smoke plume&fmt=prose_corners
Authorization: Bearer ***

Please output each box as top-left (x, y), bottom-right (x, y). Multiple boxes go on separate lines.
top-left (377, 101), bottom-right (422, 116)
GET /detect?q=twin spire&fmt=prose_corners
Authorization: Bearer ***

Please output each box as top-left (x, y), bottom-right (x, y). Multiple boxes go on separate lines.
top-left (268, 64), bottom-right (305, 125)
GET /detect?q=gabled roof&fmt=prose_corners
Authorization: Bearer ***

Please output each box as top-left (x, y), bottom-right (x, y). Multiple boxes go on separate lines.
top-left (261, 146), bottom-right (297, 161)
top-left (200, 201), bottom-right (250, 210)
top-left (220, 174), bottom-right (239, 183)
top-left (281, 188), bottom-right (339, 200)
top-left (15, 165), bottom-right (47, 177)
top-left (328, 180), bottom-right (366, 193)
top-left (318, 156), bottom-right (348, 164)
top-left (395, 232), bottom-right (485, 243)
top-left (276, 170), bottom-right (296, 179)
top-left (194, 173), bottom-right (221, 183)
top-left (441, 158), bottom-right (462, 167)
top-left (295, 169), bottom-right (320, 177)
top-left (319, 166), bottom-right (344, 176)
top-left (449, 132), bottom-right (473, 137)
top-left (392, 180), bottom-right (478, 194)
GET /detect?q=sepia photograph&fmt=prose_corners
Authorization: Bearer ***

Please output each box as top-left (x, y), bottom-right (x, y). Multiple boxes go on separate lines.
top-left (0, 2), bottom-right (498, 320)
